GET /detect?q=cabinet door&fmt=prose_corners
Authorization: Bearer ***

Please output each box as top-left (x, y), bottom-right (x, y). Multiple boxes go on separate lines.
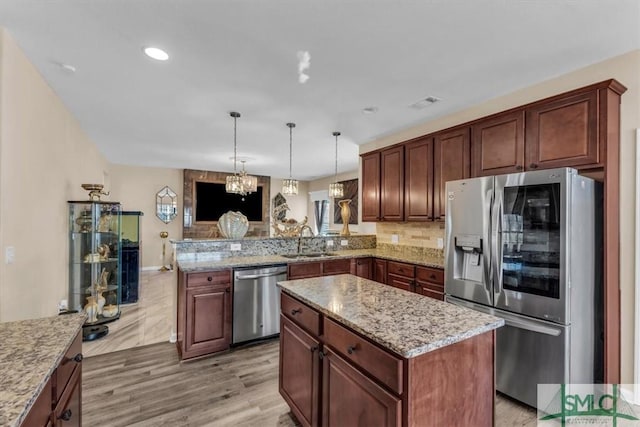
top-left (280, 315), bottom-right (321, 427)
top-left (374, 259), bottom-right (387, 284)
top-left (22, 377), bottom-right (52, 427)
top-left (322, 348), bottom-right (401, 427)
top-left (361, 152), bottom-right (381, 222)
top-left (289, 262), bottom-right (323, 279)
top-left (184, 285), bottom-right (231, 358)
top-left (433, 127), bottom-right (470, 220)
top-left (471, 110), bottom-right (525, 176)
top-left (322, 259), bottom-right (351, 276)
top-left (53, 365), bottom-right (81, 427)
top-left (387, 274), bottom-right (413, 292)
top-left (404, 137), bottom-right (434, 221)
top-left (353, 258), bottom-right (373, 279)
top-left (415, 281), bottom-right (444, 301)
top-left (526, 90), bottom-right (599, 170)
top-left (380, 146), bottom-right (404, 221)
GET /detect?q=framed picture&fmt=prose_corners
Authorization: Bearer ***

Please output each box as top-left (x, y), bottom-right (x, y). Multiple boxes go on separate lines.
top-left (333, 179), bottom-right (358, 224)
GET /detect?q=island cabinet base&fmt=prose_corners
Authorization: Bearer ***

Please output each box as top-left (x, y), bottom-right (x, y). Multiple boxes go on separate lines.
top-left (278, 292), bottom-right (496, 427)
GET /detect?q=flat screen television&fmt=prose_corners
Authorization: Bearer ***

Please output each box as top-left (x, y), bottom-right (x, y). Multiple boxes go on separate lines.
top-left (194, 181), bottom-right (264, 222)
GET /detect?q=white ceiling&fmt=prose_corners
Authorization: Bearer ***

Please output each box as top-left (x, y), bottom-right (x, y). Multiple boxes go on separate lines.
top-left (0, 1), bottom-right (638, 180)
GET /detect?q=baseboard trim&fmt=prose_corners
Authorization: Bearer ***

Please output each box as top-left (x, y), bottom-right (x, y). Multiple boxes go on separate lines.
top-left (142, 266), bottom-right (174, 272)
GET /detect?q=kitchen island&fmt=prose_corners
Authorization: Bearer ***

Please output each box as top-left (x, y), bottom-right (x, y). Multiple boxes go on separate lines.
top-left (0, 313), bottom-right (85, 427)
top-left (277, 274), bottom-right (504, 427)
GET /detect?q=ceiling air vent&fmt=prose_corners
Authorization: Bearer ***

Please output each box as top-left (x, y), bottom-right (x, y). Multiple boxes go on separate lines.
top-left (409, 96), bottom-right (441, 110)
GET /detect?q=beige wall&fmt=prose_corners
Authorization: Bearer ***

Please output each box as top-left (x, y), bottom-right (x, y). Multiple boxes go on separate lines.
top-left (362, 49), bottom-right (640, 385)
top-left (307, 170), bottom-right (376, 235)
top-left (0, 30), bottom-right (110, 321)
top-left (109, 164), bottom-right (183, 268)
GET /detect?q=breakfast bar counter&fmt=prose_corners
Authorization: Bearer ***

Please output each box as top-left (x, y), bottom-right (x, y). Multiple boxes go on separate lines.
top-left (277, 274), bottom-right (503, 427)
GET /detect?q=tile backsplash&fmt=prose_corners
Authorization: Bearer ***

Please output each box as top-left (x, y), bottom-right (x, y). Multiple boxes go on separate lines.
top-left (376, 222), bottom-right (445, 249)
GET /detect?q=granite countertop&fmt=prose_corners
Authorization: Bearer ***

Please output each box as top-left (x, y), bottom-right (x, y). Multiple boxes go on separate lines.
top-left (0, 313), bottom-right (86, 427)
top-left (277, 274), bottom-right (503, 358)
top-left (177, 248), bottom-right (444, 272)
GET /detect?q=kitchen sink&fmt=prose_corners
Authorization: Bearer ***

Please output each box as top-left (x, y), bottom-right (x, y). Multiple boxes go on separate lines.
top-left (280, 252), bottom-right (338, 259)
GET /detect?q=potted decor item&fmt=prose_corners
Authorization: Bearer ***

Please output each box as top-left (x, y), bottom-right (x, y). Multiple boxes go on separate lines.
top-left (84, 296), bottom-right (99, 323)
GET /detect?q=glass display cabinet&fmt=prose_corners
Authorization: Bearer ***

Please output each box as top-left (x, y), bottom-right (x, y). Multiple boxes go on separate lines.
top-left (68, 201), bottom-right (122, 340)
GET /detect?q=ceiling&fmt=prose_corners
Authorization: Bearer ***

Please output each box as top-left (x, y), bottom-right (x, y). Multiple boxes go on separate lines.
top-left (0, 1), bottom-right (638, 181)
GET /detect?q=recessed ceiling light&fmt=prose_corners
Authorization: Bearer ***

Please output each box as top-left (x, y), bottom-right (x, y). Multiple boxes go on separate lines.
top-left (362, 107), bottom-right (379, 114)
top-left (143, 47), bottom-right (169, 61)
top-left (409, 96), bottom-right (441, 110)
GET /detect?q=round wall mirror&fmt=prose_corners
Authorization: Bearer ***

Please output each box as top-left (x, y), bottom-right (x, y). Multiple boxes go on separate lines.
top-left (156, 186), bottom-right (178, 223)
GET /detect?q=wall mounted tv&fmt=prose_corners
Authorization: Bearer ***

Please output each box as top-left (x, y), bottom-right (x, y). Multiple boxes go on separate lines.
top-left (194, 181), bottom-right (264, 222)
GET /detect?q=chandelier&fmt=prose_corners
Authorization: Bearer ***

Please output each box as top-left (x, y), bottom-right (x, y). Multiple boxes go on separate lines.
top-left (225, 111), bottom-right (257, 196)
top-left (328, 131), bottom-right (344, 198)
top-left (282, 122), bottom-right (299, 195)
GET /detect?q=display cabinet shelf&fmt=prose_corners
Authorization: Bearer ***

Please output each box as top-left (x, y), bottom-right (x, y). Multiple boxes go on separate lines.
top-left (68, 200), bottom-right (122, 340)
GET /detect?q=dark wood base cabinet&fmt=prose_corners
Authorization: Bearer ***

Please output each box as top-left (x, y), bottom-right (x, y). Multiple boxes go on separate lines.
top-left (22, 330), bottom-right (83, 427)
top-left (177, 269), bottom-right (232, 360)
top-left (279, 293), bottom-right (495, 427)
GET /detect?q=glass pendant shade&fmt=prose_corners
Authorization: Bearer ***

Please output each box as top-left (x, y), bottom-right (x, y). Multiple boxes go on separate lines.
top-left (225, 112), bottom-right (257, 196)
top-left (329, 131), bottom-right (343, 198)
top-left (226, 174), bottom-right (243, 194)
top-left (240, 169), bottom-right (258, 193)
top-left (282, 178), bottom-right (299, 195)
top-left (329, 182), bottom-right (344, 198)
top-left (282, 122), bottom-right (299, 195)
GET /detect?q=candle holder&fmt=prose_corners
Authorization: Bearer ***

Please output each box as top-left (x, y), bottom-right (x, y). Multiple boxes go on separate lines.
top-left (159, 231), bottom-right (170, 272)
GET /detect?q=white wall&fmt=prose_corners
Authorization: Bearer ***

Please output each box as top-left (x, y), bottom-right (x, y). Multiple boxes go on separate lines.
top-left (361, 49), bottom-right (640, 385)
top-left (0, 29), bottom-right (110, 321)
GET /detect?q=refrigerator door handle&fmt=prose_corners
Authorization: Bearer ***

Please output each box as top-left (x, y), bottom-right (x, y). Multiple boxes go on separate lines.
top-left (503, 317), bottom-right (562, 337)
top-left (491, 186), bottom-right (504, 294)
top-left (483, 187), bottom-right (493, 294)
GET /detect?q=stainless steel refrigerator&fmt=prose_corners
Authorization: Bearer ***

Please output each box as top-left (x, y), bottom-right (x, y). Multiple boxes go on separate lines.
top-left (444, 167), bottom-right (603, 408)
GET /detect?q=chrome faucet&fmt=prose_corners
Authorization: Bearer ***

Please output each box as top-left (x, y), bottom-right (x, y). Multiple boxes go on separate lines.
top-left (297, 225), bottom-right (314, 254)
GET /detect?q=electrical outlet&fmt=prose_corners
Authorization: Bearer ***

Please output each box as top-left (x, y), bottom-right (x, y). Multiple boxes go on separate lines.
top-left (5, 246), bottom-right (15, 264)
top-left (230, 243), bottom-right (242, 251)
top-left (340, 240), bottom-right (348, 246)
top-left (326, 240), bottom-right (334, 247)
top-left (391, 234), bottom-right (399, 244)
top-left (437, 238), bottom-right (444, 249)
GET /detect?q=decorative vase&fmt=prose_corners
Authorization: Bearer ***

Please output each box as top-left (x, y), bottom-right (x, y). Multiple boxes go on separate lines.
top-left (84, 296), bottom-right (99, 323)
top-left (217, 211), bottom-right (249, 239)
top-left (339, 199), bottom-right (352, 237)
top-left (97, 292), bottom-right (106, 315)
top-left (102, 304), bottom-right (118, 318)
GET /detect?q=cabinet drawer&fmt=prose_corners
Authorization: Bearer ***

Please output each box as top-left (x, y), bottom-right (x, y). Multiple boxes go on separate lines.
top-left (323, 317), bottom-right (403, 395)
top-left (419, 287), bottom-right (444, 301)
top-left (387, 261), bottom-right (415, 279)
top-left (55, 331), bottom-right (82, 403)
top-left (322, 258), bottom-right (351, 275)
top-left (288, 262), bottom-right (322, 279)
top-left (186, 270), bottom-right (231, 288)
top-left (387, 275), bottom-right (413, 292)
top-left (21, 377), bottom-right (52, 427)
top-left (54, 364), bottom-right (81, 427)
top-left (281, 292), bottom-right (321, 337)
top-left (416, 266), bottom-right (443, 284)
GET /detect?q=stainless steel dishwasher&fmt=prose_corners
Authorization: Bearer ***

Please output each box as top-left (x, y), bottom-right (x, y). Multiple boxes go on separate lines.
top-left (232, 264), bottom-right (287, 344)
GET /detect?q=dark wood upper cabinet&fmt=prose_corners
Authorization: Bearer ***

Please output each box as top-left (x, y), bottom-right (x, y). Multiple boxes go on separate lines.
top-left (380, 146), bottom-right (405, 221)
top-left (471, 110), bottom-right (525, 176)
top-left (361, 152), bottom-right (381, 222)
top-left (404, 137), bottom-right (434, 221)
top-left (526, 90), bottom-right (599, 170)
top-left (434, 127), bottom-right (471, 220)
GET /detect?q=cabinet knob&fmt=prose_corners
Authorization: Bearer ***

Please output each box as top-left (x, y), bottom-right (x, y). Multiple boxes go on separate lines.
top-left (73, 353), bottom-right (83, 363)
top-left (207, 276), bottom-right (213, 282)
top-left (429, 274), bottom-right (436, 279)
top-left (529, 163), bottom-right (538, 169)
top-left (515, 165), bottom-right (523, 171)
top-left (59, 409), bottom-right (73, 421)
top-left (225, 288), bottom-right (230, 293)
top-left (347, 345), bottom-right (357, 355)
top-left (310, 346), bottom-right (318, 353)
top-left (290, 308), bottom-right (302, 316)
top-left (318, 350), bottom-right (327, 360)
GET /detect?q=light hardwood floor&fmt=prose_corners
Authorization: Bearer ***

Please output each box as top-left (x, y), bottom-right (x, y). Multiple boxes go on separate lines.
top-left (83, 340), bottom-right (537, 427)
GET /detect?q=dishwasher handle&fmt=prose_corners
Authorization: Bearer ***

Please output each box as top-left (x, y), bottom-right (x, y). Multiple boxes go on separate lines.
top-left (235, 271), bottom-right (286, 280)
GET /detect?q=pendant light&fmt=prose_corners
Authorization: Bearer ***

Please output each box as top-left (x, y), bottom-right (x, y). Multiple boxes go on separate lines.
top-left (328, 131), bottom-right (344, 198)
top-left (225, 111), bottom-right (257, 196)
top-left (282, 122), bottom-right (299, 195)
